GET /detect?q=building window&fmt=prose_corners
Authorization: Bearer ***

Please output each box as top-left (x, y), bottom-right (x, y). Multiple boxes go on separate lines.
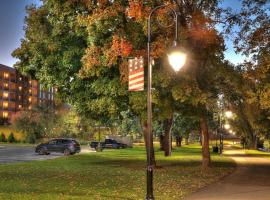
top-left (3, 92), bottom-right (8, 98)
top-left (4, 83), bottom-right (8, 89)
top-left (3, 102), bottom-right (8, 108)
top-left (29, 89), bottom-right (32, 93)
top-left (28, 97), bottom-right (32, 102)
top-left (19, 86), bottom-right (22, 91)
top-left (4, 73), bottom-right (9, 79)
top-left (3, 112), bottom-right (8, 118)
top-left (18, 95), bottom-right (21, 100)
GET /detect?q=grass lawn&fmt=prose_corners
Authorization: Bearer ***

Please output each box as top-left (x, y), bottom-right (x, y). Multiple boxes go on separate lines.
top-left (244, 149), bottom-right (270, 158)
top-left (0, 144), bottom-right (235, 200)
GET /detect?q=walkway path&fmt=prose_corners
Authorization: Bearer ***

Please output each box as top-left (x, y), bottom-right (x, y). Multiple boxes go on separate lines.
top-left (185, 147), bottom-right (270, 200)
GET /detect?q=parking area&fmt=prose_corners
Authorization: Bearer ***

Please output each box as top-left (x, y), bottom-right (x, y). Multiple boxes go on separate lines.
top-left (0, 145), bottom-right (63, 164)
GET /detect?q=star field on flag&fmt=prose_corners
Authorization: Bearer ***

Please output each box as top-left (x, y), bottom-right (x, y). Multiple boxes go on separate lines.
top-left (128, 57), bottom-right (144, 91)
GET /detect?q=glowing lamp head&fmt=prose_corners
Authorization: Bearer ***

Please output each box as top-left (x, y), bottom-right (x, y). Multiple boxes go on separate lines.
top-left (225, 111), bottom-right (233, 118)
top-left (224, 124), bottom-right (230, 130)
top-left (167, 42), bottom-right (187, 72)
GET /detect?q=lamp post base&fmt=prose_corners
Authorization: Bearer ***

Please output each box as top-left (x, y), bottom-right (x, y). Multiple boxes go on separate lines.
top-left (145, 166), bottom-right (154, 200)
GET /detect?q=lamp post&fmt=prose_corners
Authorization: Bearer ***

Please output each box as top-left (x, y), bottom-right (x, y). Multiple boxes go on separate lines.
top-left (146, 5), bottom-right (187, 200)
top-left (219, 110), bottom-right (233, 155)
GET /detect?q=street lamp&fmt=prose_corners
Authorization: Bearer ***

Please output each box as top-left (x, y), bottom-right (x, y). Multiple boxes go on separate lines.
top-left (168, 45), bottom-right (187, 72)
top-left (224, 124), bottom-right (230, 130)
top-left (225, 110), bottom-right (233, 118)
top-left (146, 5), bottom-right (186, 200)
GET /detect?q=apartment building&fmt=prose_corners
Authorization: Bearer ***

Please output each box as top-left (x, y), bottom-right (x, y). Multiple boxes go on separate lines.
top-left (0, 64), bottom-right (55, 121)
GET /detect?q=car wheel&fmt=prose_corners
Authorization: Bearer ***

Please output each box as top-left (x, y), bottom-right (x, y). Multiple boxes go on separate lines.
top-left (64, 148), bottom-right (71, 156)
top-left (38, 148), bottom-right (46, 155)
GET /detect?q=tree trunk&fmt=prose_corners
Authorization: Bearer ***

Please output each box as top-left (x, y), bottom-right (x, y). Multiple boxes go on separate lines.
top-left (200, 115), bottom-right (211, 170)
top-left (185, 136), bottom-right (189, 145)
top-left (142, 122), bottom-right (156, 166)
top-left (249, 135), bottom-right (257, 149)
top-left (159, 134), bottom-right (164, 151)
top-left (163, 117), bottom-right (173, 157)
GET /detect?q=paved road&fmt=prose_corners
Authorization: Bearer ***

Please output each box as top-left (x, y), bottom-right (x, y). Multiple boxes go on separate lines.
top-left (0, 145), bottom-right (63, 164)
top-left (185, 148), bottom-right (270, 200)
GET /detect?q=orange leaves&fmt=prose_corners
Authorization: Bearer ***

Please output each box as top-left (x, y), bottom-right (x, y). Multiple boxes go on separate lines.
top-left (126, 1), bottom-right (143, 20)
top-left (80, 35), bottom-right (133, 77)
top-left (111, 35), bottom-right (133, 57)
top-left (78, 3), bottom-right (123, 27)
top-left (190, 28), bottom-right (219, 46)
top-left (97, 0), bottom-right (109, 8)
top-left (126, 0), bottom-right (150, 21)
top-left (190, 10), bottom-right (219, 47)
top-left (80, 46), bottom-right (101, 73)
top-left (119, 60), bottom-right (129, 84)
top-left (120, 39), bottom-right (133, 57)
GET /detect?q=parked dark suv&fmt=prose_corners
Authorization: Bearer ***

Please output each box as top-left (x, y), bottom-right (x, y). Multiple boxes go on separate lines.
top-left (35, 138), bottom-right (81, 156)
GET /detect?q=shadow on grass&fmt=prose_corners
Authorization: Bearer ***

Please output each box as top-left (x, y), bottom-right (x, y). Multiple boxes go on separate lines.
top-left (224, 153), bottom-right (270, 158)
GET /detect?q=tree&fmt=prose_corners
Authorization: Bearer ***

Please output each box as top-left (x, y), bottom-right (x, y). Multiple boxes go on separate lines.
top-left (0, 133), bottom-right (6, 142)
top-left (118, 109), bottom-right (142, 137)
top-left (7, 133), bottom-right (16, 143)
top-left (53, 106), bottom-right (81, 138)
top-left (216, 1), bottom-right (270, 148)
top-left (11, 105), bottom-right (56, 143)
top-left (13, 0), bottom-right (232, 169)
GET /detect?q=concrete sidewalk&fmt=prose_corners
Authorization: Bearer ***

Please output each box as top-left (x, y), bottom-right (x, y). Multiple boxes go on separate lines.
top-left (185, 148), bottom-right (270, 200)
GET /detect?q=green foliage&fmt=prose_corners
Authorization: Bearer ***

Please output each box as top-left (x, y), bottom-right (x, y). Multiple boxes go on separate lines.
top-left (53, 108), bottom-right (80, 138)
top-left (118, 110), bottom-right (142, 137)
top-left (7, 133), bottom-right (16, 143)
top-left (0, 133), bottom-right (6, 142)
top-left (25, 133), bottom-right (37, 144)
top-left (171, 113), bottom-right (199, 138)
top-left (12, 0), bottom-right (270, 156)
top-left (12, 105), bottom-right (57, 140)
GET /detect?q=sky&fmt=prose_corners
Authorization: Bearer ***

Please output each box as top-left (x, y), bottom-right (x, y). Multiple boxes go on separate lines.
top-left (0, 0), bottom-right (245, 67)
top-left (0, 0), bottom-right (42, 67)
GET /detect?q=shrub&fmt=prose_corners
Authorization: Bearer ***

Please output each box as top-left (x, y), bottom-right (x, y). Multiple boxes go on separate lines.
top-left (0, 133), bottom-right (6, 142)
top-left (25, 133), bottom-right (37, 144)
top-left (7, 132), bottom-right (16, 143)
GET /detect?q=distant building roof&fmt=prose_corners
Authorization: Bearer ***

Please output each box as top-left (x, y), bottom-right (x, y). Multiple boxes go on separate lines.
top-left (0, 64), bottom-right (16, 72)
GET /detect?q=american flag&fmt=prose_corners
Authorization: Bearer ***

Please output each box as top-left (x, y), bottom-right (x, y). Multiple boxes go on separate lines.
top-left (128, 57), bottom-right (144, 91)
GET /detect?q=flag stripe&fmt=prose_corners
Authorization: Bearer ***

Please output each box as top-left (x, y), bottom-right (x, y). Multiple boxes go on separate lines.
top-left (129, 69), bottom-right (144, 77)
top-left (129, 74), bottom-right (144, 82)
top-left (128, 57), bottom-right (144, 92)
top-left (129, 76), bottom-right (144, 84)
top-left (129, 83), bottom-right (144, 90)
top-left (129, 80), bottom-right (144, 87)
top-left (129, 88), bottom-right (144, 91)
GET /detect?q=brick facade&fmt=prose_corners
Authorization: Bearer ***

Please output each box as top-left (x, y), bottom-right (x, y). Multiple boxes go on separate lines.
top-left (0, 64), bottom-right (55, 121)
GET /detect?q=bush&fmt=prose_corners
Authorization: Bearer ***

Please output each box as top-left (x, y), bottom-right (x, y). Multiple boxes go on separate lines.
top-left (7, 132), bottom-right (16, 143)
top-left (25, 133), bottom-right (37, 144)
top-left (0, 133), bottom-right (6, 142)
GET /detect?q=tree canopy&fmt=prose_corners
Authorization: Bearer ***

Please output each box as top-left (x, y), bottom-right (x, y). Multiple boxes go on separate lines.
top-left (12, 0), bottom-right (270, 167)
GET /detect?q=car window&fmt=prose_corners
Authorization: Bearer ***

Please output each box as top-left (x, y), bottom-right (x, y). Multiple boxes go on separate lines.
top-left (48, 140), bottom-right (57, 145)
top-left (63, 140), bottom-right (71, 144)
top-left (72, 140), bottom-right (79, 145)
top-left (56, 140), bottom-right (63, 144)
